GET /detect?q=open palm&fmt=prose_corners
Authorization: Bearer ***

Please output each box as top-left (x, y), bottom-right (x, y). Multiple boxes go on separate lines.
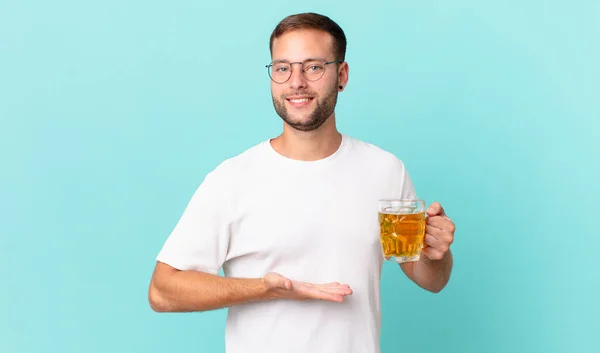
top-left (263, 272), bottom-right (353, 303)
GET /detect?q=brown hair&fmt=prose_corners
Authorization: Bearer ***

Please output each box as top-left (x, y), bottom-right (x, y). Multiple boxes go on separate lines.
top-left (269, 12), bottom-right (347, 61)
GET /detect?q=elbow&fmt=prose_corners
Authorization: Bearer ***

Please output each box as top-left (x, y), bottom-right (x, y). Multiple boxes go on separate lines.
top-left (424, 280), bottom-right (449, 294)
top-left (148, 283), bottom-right (170, 312)
top-left (427, 286), bottom-right (444, 294)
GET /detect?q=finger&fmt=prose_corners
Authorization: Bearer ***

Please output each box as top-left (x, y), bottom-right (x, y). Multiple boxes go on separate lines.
top-left (421, 246), bottom-right (444, 260)
top-left (265, 273), bottom-right (292, 290)
top-left (306, 287), bottom-right (345, 302)
top-left (317, 283), bottom-right (352, 291)
top-left (321, 288), bottom-right (352, 297)
top-left (425, 223), bottom-right (444, 237)
top-left (293, 282), bottom-right (346, 302)
top-left (425, 225), bottom-right (452, 242)
top-left (427, 228), bottom-right (454, 246)
top-left (318, 285), bottom-right (353, 296)
top-left (314, 282), bottom-right (348, 288)
top-left (426, 202), bottom-right (446, 217)
top-left (423, 234), bottom-right (450, 253)
top-left (426, 215), bottom-right (447, 228)
top-left (322, 282), bottom-right (341, 286)
top-left (426, 217), bottom-right (456, 234)
top-left (322, 283), bottom-right (351, 291)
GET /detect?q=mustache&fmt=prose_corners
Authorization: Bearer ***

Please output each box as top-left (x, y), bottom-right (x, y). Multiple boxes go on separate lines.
top-left (282, 91), bottom-right (318, 98)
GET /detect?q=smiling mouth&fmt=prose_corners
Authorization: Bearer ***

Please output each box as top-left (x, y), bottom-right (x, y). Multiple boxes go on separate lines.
top-left (288, 98), bottom-right (312, 103)
top-left (286, 97), bottom-right (314, 107)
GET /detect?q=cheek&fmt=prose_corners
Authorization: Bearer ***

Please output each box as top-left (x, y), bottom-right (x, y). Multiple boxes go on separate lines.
top-left (309, 83), bottom-right (329, 97)
top-left (316, 83), bottom-right (338, 99)
top-left (270, 86), bottom-right (282, 98)
top-left (272, 82), bottom-right (290, 94)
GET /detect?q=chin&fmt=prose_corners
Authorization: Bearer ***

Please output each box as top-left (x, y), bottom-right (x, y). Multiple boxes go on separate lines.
top-left (287, 115), bottom-right (314, 125)
top-left (284, 116), bottom-right (329, 132)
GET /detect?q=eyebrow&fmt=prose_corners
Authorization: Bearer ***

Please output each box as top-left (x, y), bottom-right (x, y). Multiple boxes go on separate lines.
top-left (271, 57), bottom-right (328, 63)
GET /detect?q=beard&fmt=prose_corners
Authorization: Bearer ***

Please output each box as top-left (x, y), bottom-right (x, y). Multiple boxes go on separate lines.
top-left (272, 84), bottom-right (338, 132)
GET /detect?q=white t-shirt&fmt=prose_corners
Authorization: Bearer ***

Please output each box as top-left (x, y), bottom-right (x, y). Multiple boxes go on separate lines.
top-left (156, 134), bottom-right (416, 353)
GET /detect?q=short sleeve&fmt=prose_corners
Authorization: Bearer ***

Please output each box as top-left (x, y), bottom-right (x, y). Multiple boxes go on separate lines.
top-left (400, 165), bottom-right (417, 199)
top-left (391, 157), bottom-right (417, 200)
top-left (155, 169), bottom-right (232, 275)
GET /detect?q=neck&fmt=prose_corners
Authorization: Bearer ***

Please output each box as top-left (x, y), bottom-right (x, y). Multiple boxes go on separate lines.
top-left (270, 114), bottom-right (342, 161)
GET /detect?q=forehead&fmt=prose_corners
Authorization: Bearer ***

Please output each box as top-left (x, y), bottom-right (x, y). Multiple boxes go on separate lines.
top-left (271, 29), bottom-right (334, 62)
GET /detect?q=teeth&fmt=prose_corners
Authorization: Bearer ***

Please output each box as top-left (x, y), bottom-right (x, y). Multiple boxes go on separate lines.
top-left (289, 98), bottom-right (310, 103)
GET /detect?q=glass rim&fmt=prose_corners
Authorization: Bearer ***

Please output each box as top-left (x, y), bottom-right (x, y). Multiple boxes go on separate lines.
top-left (378, 199), bottom-right (425, 214)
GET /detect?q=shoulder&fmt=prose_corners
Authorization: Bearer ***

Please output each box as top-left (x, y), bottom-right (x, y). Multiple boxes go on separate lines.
top-left (346, 135), bottom-right (416, 197)
top-left (186, 141), bottom-right (266, 204)
top-left (346, 135), bottom-right (409, 172)
top-left (200, 140), bottom-right (267, 186)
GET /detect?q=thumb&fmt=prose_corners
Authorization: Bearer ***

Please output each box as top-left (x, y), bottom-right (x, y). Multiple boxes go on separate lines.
top-left (264, 272), bottom-right (292, 290)
top-left (427, 201), bottom-right (445, 217)
top-left (273, 273), bottom-right (292, 290)
top-left (281, 277), bottom-right (292, 290)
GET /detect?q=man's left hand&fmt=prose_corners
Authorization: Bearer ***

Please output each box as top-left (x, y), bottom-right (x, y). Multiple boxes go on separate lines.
top-left (422, 202), bottom-right (455, 260)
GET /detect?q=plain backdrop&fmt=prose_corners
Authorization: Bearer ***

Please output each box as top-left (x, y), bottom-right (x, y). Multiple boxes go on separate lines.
top-left (1, 1), bottom-right (598, 352)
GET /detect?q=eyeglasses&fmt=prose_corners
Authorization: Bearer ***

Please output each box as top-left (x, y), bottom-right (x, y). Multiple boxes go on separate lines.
top-left (265, 59), bottom-right (343, 84)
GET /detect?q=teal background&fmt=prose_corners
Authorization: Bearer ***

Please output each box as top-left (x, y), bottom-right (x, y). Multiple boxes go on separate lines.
top-left (1, 0), bottom-right (598, 352)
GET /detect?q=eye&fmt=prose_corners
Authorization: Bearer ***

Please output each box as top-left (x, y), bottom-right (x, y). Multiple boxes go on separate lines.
top-left (306, 65), bottom-right (324, 72)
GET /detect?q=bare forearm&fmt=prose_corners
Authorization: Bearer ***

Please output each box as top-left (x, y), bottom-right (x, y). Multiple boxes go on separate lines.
top-left (149, 264), bottom-right (271, 312)
top-left (401, 250), bottom-right (453, 293)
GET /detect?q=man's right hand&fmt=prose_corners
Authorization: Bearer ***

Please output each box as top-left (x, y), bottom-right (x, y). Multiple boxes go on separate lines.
top-left (149, 262), bottom-right (354, 313)
top-left (262, 272), bottom-right (353, 303)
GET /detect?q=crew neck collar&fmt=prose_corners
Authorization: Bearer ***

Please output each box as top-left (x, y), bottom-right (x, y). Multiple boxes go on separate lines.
top-left (264, 134), bottom-right (351, 167)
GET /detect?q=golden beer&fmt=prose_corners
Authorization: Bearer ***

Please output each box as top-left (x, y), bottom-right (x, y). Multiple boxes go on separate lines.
top-left (378, 200), bottom-right (426, 262)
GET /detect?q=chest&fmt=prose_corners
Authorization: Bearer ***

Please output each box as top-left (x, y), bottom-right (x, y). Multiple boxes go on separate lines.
top-left (226, 172), bottom-right (383, 274)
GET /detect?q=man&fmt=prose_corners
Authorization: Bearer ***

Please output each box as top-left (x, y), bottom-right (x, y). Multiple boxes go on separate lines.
top-left (148, 12), bottom-right (455, 353)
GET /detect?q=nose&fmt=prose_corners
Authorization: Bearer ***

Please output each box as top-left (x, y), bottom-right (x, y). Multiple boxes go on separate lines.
top-left (288, 62), bottom-right (308, 90)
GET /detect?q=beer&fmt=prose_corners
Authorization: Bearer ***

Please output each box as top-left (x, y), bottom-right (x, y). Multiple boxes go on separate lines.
top-left (378, 200), bottom-right (426, 262)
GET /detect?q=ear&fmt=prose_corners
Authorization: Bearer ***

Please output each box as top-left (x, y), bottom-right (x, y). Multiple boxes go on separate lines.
top-left (338, 61), bottom-right (349, 91)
